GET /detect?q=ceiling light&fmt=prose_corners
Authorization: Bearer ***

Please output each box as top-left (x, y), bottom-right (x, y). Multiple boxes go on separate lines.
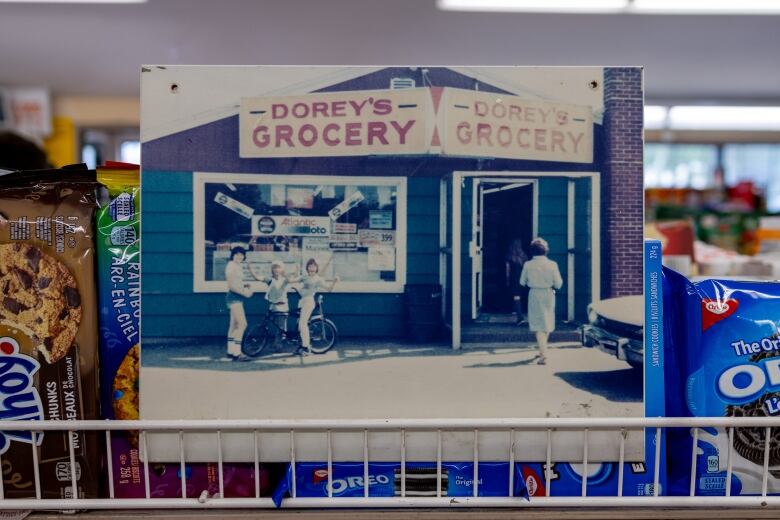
top-left (632, 0), bottom-right (780, 14)
top-left (0, 0), bottom-right (145, 3)
top-left (437, 0), bottom-right (628, 13)
top-left (644, 106), bottom-right (668, 130)
top-left (438, 0), bottom-right (780, 14)
top-left (668, 106), bottom-right (780, 131)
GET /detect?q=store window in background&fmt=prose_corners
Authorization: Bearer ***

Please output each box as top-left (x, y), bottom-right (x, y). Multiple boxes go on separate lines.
top-left (80, 128), bottom-right (140, 168)
top-left (645, 143), bottom-right (780, 256)
top-left (644, 144), bottom-right (718, 189)
top-left (645, 143), bottom-right (780, 212)
top-left (723, 145), bottom-right (780, 213)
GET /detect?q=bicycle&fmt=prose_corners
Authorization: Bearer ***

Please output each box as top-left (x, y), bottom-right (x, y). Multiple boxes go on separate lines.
top-left (241, 292), bottom-right (338, 357)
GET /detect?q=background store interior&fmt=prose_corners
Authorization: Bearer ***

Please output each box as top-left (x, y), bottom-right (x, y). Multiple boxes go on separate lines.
top-left (1, 0), bottom-right (779, 277)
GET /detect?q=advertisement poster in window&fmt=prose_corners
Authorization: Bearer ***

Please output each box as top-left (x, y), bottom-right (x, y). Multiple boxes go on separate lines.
top-left (140, 66), bottom-right (654, 467)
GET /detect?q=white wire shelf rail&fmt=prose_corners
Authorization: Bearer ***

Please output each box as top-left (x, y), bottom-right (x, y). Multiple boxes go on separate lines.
top-left (1, 417), bottom-right (780, 510)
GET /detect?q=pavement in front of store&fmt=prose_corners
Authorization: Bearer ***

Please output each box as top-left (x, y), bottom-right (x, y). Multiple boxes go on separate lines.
top-left (141, 338), bottom-right (643, 422)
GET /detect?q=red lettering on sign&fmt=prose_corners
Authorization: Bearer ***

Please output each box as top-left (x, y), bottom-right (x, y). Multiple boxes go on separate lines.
top-left (517, 128), bottom-right (530, 148)
top-left (350, 99), bottom-right (370, 117)
top-left (474, 101), bottom-right (489, 117)
top-left (272, 104), bottom-right (288, 119)
top-left (367, 121), bottom-right (389, 145)
top-left (551, 130), bottom-right (565, 152)
top-left (373, 99), bottom-right (392, 116)
top-left (538, 107), bottom-right (554, 124)
top-left (497, 126), bottom-right (512, 147)
top-left (299, 124), bottom-right (317, 147)
top-left (457, 122), bottom-right (471, 144)
top-left (492, 103), bottom-right (506, 119)
top-left (276, 125), bottom-right (294, 147)
top-left (477, 123), bottom-right (492, 146)
top-left (292, 103), bottom-right (309, 118)
top-left (323, 123), bottom-right (340, 146)
top-left (345, 122), bottom-right (361, 145)
top-left (568, 132), bottom-right (583, 153)
top-left (253, 126), bottom-right (270, 148)
top-left (312, 102), bottom-right (329, 118)
top-left (332, 101), bottom-right (347, 117)
top-left (390, 120), bottom-right (415, 145)
top-left (534, 128), bottom-right (546, 151)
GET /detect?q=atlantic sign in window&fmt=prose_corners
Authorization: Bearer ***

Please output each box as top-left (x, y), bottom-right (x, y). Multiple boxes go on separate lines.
top-left (193, 172), bottom-right (407, 292)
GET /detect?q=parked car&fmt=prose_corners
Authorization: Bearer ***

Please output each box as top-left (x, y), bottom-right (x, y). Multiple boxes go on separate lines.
top-left (580, 295), bottom-right (643, 369)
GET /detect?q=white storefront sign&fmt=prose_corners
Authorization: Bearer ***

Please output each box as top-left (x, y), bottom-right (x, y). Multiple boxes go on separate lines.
top-left (440, 88), bottom-right (593, 163)
top-left (240, 88), bottom-right (431, 158)
top-left (251, 215), bottom-right (331, 237)
top-left (359, 229), bottom-right (395, 247)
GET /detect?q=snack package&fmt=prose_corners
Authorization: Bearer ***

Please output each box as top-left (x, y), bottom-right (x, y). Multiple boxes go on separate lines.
top-left (113, 461), bottom-right (278, 499)
top-left (272, 461), bottom-right (529, 506)
top-left (96, 162), bottom-right (140, 423)
top-left (663, 267), bottom-right (780, 495)
top-left (0, 166), bottom-right (101, 499)
top-left (93, 163), bottom-right (282, 499)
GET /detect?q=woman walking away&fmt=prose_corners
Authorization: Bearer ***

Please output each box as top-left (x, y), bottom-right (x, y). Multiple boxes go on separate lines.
top-left (225, 246), bottom-right (253, 361)
top-left (505, 238), bottom-right (528, 325)
top-left (519, 238), bottom-right (563, 365)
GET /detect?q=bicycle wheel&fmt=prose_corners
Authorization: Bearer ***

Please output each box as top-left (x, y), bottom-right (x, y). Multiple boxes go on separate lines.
top-left (307, 318), bottom-right (337, 354)
top-left (242, 323), bottom-right (272, 357)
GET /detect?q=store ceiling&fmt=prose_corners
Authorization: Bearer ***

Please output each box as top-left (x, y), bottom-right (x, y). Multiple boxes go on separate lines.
top-left (0, 0), bottom-right (778, 102)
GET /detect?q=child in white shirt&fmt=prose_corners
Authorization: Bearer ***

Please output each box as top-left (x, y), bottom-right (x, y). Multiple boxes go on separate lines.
top-left (225, 247), bottom-right (252, 361)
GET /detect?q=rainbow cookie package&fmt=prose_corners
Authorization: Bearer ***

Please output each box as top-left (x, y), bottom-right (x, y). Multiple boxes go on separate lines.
top-left (96, 163), bottom-right (277, 498)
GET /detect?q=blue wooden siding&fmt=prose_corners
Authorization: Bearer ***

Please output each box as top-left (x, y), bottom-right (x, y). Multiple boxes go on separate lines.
top-left (141, 171), bottom-right (439, 341)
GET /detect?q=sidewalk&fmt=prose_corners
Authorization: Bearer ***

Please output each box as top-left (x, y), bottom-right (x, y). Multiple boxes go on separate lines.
top-left (142, 338), bottom-right (642, 417)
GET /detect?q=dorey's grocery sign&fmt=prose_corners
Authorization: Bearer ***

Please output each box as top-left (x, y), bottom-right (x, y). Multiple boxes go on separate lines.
top-left (240, 87), bottom-right (594, 163)
top-left (440, 88), bottom-right (593, 164)
top-left (240, 88), bottom-right (430, 158)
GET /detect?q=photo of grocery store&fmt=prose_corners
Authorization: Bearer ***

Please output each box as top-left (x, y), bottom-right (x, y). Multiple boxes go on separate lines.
top-left (137, 66), bottom-right (646, 444)
top-left (141, 66), bottom-right (643, 352)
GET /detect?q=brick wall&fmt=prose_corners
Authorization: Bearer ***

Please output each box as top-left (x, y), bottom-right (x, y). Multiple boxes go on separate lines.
top-left (603, 67), bottom-right (644, 298)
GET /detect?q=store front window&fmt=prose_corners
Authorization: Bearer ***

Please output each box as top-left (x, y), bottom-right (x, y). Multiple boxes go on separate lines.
top-left (723, 144), bottom-right (780, 212)
top-left (193, 172), bottom-right (407, 293)
top-left (644, 143), bottom-right (719, 189)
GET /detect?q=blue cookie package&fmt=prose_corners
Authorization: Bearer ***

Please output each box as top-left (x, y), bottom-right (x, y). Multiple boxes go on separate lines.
top-left (272, 462), bottom-right (526, 506)
top-left (663, 267), bottom-right (780, 495)
top-left (272, 459), bottom-right (664, 506)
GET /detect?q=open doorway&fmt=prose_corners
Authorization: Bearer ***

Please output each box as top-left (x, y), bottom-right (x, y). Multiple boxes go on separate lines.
top-left (481, 182), bottom-right (534, 314)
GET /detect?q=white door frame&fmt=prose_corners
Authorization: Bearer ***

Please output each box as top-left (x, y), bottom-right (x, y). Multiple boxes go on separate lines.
top-left (470, 178), bottom-right (538, 320)
top-left (451, 171), bottom-right (600, 350)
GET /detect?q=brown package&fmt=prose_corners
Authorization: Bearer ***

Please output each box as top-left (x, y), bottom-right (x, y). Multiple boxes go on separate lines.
top-left (0, 168), bottom-right (100, 499)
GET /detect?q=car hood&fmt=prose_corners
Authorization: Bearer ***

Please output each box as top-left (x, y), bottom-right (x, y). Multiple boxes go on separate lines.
top-left (591, 295), bottom-right (643, 326)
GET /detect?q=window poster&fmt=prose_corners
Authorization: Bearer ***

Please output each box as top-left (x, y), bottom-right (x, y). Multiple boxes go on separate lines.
top-left (140, 66), bottom-right (655, 473)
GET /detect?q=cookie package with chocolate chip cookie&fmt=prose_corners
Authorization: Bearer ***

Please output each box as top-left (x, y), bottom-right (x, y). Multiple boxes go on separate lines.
top-left (95, 162), bottom-right (145, 496)
top-left (663, 266), bottom-right (780, 496)
top-left (0, 165), bottom-right (101, 499)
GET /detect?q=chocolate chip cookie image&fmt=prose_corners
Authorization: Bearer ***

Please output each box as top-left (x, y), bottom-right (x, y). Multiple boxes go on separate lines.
top-left (0, 243), bottom-right (82, 363)
top-left (113, 344), bottom-right (140, 421)
top-left (727, 348), bottom-right (780, 472)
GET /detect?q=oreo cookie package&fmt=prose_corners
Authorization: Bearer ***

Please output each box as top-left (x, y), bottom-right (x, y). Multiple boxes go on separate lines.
top-left (664, 267), bottom-right (780, 495)
top-left (272, 461), bottom-right (529, 506)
